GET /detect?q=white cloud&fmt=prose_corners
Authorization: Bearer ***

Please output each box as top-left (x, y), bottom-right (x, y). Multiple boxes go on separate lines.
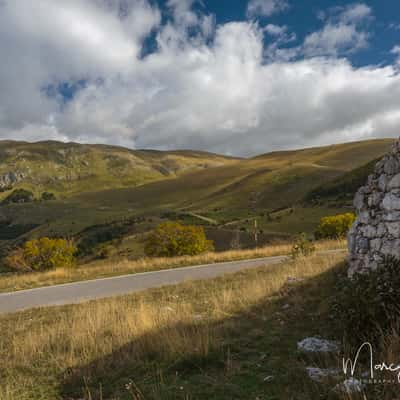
top-left (303, 3), bottom-right (371, 57)
top-left (303, 24), bottom-right (368, 57)
top-left (392, 46), bottom-right (400, 54)
top-left (264, 24), bottom-right (287, 36)
top-left (0, 0), bottom-right (400, 156)
top-left (247, 0), bottom-right (289, 18)
top-left (340, 3), bottom-right (371, 23)
top-left (392, 45), bottom-right (400, 65)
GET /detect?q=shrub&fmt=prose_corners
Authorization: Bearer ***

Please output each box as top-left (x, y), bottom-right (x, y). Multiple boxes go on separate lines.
top-left (6, 237), bottom-right (77, 271)
top-left (315, 212), bottom-right (355, 239)
top-left (291, 233), bottom-right (315, 259)
top-left (333, 256), bottom-right (400, 345)
top-left (144, 222), bottom-right (214, 257)
top-left (41, 191), bottom-right (56, 201)
top-left (2, 188), bottom-right (34, 204)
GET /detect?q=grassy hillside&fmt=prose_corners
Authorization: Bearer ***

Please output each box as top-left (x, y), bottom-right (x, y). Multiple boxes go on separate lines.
top-left (0, 140), bottom-right (238, 198)
top-left (0, 139), bottom-right (393, 262)
top-left (0, 251), bottom-right (349, 399)
top-left (75, 138), bottom-right (392, 212)
top-left (304, 157), bottom-right (379, 205)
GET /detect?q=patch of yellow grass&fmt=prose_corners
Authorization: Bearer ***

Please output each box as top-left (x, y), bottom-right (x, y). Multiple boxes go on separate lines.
top-left (0, 251), bottom-right (345, 399)
top-left (0, 239), bottom-right (346, 293)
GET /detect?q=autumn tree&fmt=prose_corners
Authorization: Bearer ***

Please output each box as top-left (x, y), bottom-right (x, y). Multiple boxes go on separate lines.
top-left (144, 222), bottom-right (214, 257)
top-left (6, 237), bottom-right (77, 271)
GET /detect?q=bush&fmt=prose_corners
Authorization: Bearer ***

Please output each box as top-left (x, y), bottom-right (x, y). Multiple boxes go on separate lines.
top-left (144, 222), bottom-right (214, 257)
top-left (315, 212), bottom-right (355, 239)
top-left (2, 188), bottom-right (34, 204)
top-left (6, 237), bottom-right (77, 271)
top-left (41, 191), bottom-right (56, 201)
top-left (333, 256), bottom-right (400, 345)
top-left (291, 233), bottom-right (315, 259)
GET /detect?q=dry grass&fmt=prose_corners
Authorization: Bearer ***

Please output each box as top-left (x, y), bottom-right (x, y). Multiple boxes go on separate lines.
top-left (0, 239), bottom-right (346, 293)
top-left (0, 251), bottom-right (346, 399)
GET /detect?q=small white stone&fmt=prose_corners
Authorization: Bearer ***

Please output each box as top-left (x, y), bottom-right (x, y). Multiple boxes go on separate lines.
top-left (297, 337), bottom-right (340, 353)
top-left (335, 378), bottom-right (364, 394)
top-left (306, 367), bottom-right (340, 382)
top-left (263, 375), bottom-right (274, 382)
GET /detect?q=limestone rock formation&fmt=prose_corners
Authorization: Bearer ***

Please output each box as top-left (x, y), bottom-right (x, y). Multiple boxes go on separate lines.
top-left (348, 140), bottom-right (400, 276)
top-left (0, 171), bottom-right (25, 190)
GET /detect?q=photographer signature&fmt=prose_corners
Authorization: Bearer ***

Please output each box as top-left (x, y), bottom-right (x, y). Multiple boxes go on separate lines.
top-left (343, 342), bottom-right (400, 383)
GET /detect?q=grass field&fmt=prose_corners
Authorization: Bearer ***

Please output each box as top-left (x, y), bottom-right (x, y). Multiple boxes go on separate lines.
top-left (0, 250), bottom-right (348, 400)
top-left (0, 140), bottom-right (238, 199)
top-left (0, 139), bottom-right (392, 249)
top-left (0, 239), bottom-right (346, 293)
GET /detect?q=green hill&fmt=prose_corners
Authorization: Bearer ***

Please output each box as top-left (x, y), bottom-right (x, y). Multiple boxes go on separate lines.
top-left (0, 140), bottom-right (238, 198)
top-left (75, 138), bottom-right (393, 211)
top-left (304, 157), bottom-right (379, 205)
top-left (0, 138), bottom-right (394, 259)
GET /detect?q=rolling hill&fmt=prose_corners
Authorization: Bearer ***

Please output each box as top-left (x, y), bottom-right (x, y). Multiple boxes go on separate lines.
top-left (0, 140), bottom-right (239, 197)
top-left (0, 138), bottom-right (394, 259)
top-left (74, 138), bottom-right (394, 211)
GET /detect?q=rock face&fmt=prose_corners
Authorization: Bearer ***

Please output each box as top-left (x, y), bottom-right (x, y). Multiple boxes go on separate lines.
top-left (0, 171), bottom-right (25, 189)
top-left (348, 139), bottom-right (400, 276)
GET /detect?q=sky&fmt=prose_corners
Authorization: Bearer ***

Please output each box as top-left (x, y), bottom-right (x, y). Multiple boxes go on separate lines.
top-left (1, 0), bottom-right (400, 156)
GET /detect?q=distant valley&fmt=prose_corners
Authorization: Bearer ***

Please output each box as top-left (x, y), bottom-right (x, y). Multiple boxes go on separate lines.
top-left (0, 138), bottom-right (393, 264)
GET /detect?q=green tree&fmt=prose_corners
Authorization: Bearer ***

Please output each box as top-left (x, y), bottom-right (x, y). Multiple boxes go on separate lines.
top-left (315, 212), bottom-right (355, 239)
top-left (41, 191), bottom-right (56, 201)
top-left (144, 222), bottom-right (214, 257)
top-left (2, 188), bottom-right (34, 204)
top-left (6, 237), bottom-right (77, 271)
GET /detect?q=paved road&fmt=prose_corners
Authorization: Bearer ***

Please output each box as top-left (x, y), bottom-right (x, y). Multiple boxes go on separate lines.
top-left (0, 250), bottom-right (345, 314)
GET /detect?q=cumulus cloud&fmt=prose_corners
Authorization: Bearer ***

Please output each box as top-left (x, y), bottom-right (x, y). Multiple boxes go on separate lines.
top-left (303, 3), bottom-right (372, 57)
top-left (246, 0), bottom-right (289, 18)
top-left (0, 0), bottom-right (399, 156)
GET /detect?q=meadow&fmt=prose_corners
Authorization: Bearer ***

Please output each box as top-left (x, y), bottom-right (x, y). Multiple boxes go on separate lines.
top-left (0, 239), bottom-right (345, 292)
top-left (0, 249), bottom-right (348, 400)
top-left (0, 139), bottom-right (392, 252)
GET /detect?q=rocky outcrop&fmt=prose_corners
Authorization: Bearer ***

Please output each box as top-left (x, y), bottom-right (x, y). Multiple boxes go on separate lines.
top-left (348, 140), bottom-right (400, 276)
top-left (0, 171), bottom-right (25, 189)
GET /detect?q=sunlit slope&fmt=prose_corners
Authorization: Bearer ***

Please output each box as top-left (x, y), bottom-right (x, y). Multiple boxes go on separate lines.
top-left (0, 140), bottom-right (238, 197)
top-left (76, 138), bottom-right (393, 211)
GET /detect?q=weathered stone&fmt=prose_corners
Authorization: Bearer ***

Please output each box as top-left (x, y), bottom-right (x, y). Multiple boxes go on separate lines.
top-left (353, 192), bottom-right (365, 210)
top-left (0, 171), bottom-right (25, 189)
top-left (358, 211), bottom-right (370, 224)
top-left (388, 173), bottom-right (400, 189)
top-left (381, 240), bottom-right (400, 258)
top-left (384, 211), bottom-right (400, 221)
top-left (306, 367), bottom-right (340, 382)
top-left (335, 378), bottom-right (364, 394)
top-left (378, 174), bottom-right (389, 191)
top-left (357, 237), bottom-right (369, 253)
top-left (384, 156), bottom-right (399, 174)
top-left (348, 233), bottom-right (356, 253)
top-left (367, 192), bottom-right (382, 208)
top-left (297, 337), bottom-right (340, 353)
top-left (382, 193), bottom-right (400, 211)
top-left (370, 238), bottom-right (382, 252)
top-left (360, 225), bottom-right (376, 238)
top-left (376, 223), bottom-right (387, 237)
top-left (386, 222), bottom-right (400, 237)
top-left (348, 139), bottom-right (400, 275)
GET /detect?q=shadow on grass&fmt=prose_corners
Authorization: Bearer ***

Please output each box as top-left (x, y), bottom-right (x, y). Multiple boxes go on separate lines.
top-left (61, 261), bottom-right (349, 400)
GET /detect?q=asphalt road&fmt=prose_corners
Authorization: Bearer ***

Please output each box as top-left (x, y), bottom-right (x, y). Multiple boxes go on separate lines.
top-left (0, 250), bottom-right (344, 314)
